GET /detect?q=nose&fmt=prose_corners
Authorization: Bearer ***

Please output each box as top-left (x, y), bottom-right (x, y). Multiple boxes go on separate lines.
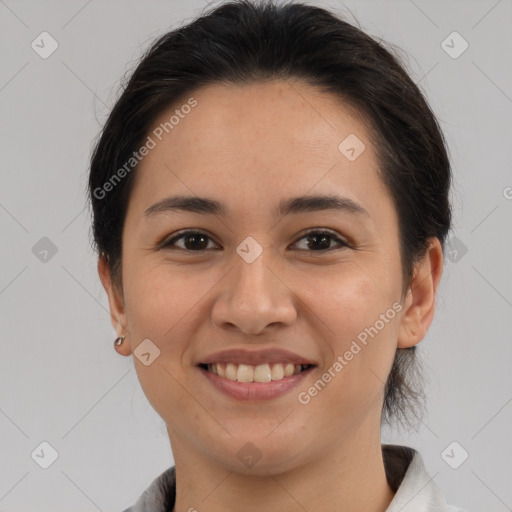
top-left (211, 249), bottom-right (297, 335)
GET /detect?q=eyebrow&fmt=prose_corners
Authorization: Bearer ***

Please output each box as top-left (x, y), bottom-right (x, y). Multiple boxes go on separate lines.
top-left (144, 194), bottom-right (369, 218)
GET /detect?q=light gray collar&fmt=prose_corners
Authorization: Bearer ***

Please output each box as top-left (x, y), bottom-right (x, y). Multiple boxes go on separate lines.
top-left (123, 444), bottom-right (464, 512)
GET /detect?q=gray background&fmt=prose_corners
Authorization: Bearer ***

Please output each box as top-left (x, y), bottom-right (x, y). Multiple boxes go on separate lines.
top-left (1, 0), bottom-right (511, 511)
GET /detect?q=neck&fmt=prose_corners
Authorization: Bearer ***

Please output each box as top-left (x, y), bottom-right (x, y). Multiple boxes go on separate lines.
top-left (169, 422), bottom-right (395, 512)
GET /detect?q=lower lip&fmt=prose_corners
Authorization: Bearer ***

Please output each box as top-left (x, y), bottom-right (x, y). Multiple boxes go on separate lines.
top-left (198, 366), bottom-right (315, 401)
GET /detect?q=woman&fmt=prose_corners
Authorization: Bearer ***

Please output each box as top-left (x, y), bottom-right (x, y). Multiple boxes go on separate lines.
top-left (88, 1), bottom-right (464, 510)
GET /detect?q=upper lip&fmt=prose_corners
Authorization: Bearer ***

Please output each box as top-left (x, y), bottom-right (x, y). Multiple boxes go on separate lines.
top-left (197, 348), bottom-right (317, 366)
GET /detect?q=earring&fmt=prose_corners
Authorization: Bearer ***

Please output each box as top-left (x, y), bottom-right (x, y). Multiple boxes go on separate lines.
top-left (114, 335), bottom-right (125, 347)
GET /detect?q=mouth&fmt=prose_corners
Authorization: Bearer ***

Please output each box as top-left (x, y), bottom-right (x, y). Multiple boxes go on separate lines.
top-left (195, 348), bottom-right (317, 400)
top-left (197, 362), bottom-right (315, 383)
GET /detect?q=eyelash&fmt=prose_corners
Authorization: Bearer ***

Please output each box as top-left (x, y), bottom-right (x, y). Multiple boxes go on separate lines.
top-left (160, 229), bottom-right (351, 253)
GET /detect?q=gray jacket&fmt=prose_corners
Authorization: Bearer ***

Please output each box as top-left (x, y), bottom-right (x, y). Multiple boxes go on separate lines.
top-left (122, 444), bottom-right (465, 512)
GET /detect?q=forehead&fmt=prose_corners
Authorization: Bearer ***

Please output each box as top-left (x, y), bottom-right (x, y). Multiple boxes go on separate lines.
top-left (128, 79), bottom-right (391, 221)
top-left (148, 80), bottom-right (372, 158)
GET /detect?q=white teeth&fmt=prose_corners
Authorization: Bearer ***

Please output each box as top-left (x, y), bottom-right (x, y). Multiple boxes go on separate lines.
top-left (236, 364), bottom-right (253, 382)
top-left (270, 363), bottom-right (284, 380)
top-left (206, 362), bottom-right (310, 382)
top-left (254, 364), bottom-right (272, 383)
top-left (225, 363), bottom-right (237, 380)
top-left (284, 363), bottom-right (295, 377)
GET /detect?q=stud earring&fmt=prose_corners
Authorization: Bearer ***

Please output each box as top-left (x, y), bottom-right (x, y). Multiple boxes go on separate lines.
top-left (114, 335), bottom-right (125, 347)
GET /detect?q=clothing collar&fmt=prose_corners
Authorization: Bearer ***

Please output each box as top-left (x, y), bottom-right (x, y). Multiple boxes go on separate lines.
top-left (123, 444), bottom-right (462, 512)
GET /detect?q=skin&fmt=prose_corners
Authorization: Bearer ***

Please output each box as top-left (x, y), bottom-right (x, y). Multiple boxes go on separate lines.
top-left (99, 79), bottom-right (443, 512)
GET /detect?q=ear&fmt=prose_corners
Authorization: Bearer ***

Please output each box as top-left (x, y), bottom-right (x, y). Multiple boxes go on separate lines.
top-left (98, 256), bottom-right (132, 356)
top-left (397, 237), bottom-right (444, 348)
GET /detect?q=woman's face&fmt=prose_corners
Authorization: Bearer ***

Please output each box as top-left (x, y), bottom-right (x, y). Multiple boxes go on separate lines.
top-left (102, 80), bottom-right (436, 473)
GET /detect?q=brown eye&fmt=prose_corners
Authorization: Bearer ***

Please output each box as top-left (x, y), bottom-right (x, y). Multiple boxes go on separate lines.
top-left (292, 230), bottom-right (349, 252)
top-left (163, 231), bottom-right (219, 251)
top-left (161, 229), bottom-right (349, 253)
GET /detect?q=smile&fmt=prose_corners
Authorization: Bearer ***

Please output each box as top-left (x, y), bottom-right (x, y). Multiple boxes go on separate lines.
top-left (200, 362), bottom-right (314, 383)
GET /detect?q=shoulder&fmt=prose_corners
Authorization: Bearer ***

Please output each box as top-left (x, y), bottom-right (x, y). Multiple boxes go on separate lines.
top-left (121, 466), bottom-right (176, 512)
top-left (383, 444), bottom-right (466, 512)
top-left (121, 447), bottom-right (467, 512)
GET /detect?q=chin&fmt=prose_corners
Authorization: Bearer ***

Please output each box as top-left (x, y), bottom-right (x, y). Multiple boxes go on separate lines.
top-left (210, 434), bottom-right (311, 477)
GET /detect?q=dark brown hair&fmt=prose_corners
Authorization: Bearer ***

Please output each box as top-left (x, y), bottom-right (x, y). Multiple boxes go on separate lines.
top-left (88, 0), bottom-right (452, 427)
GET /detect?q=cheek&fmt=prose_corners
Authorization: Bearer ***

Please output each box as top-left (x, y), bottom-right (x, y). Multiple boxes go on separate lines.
top-left (123, 261), bottom-right (203, 342)
top-left (294, 278), bottom-right (399, 445)
top-left (296, 262), bottom-right (397, 341)
top-left (122, 263), bottom-right (206, 425)
top-left (295, 264), bottom-right (399, 398)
